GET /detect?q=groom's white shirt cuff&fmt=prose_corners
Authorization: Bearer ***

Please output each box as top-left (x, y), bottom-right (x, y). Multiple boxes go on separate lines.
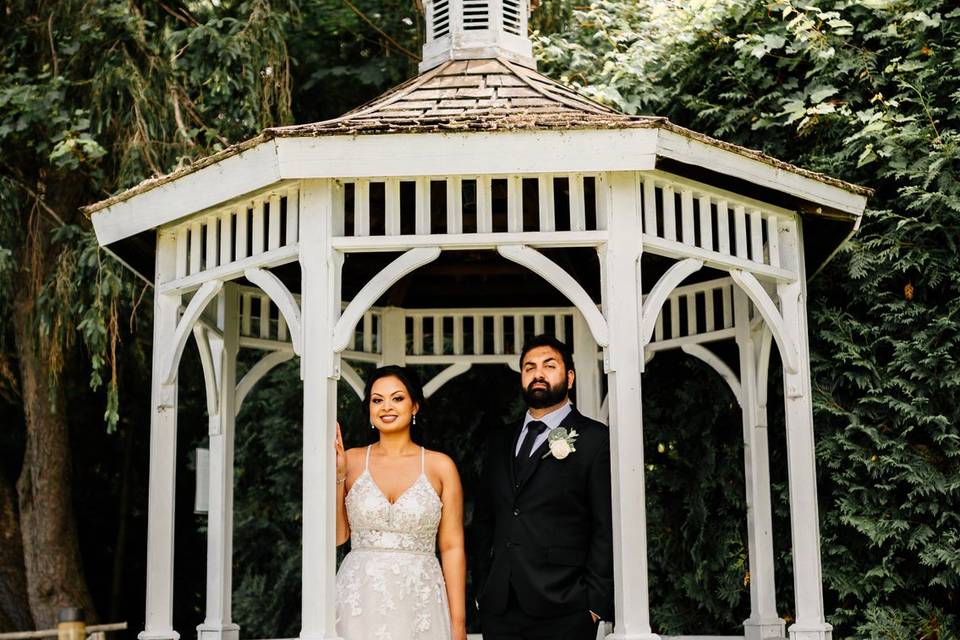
top-left (515, 401), bottom-right (573, 456)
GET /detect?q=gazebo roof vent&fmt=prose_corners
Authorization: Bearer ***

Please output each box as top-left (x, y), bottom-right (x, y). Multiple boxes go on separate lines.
top-left (419, 0), bottom-right (535, 73)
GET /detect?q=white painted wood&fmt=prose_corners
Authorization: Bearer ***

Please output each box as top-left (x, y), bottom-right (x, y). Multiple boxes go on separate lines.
top-left (197, 285), bottom-right (241, 640)
top-left (433, 314), bottom-right (443, 355)
top-left (704, 288), bottom-right (716, 332)
top-left (713, 200), bottom-right (731, 259)
top-left (454, 316), bottom-right (465, 355)
top-left (476, 176), bottom-right (492, 234)
top-left (219, 212), bottom-right (232, 266)
top-left (641, 175), bottom-right (657, 235)
top-left (193, 326), bottom-right (220, 422)
top-left (286, 188), bottom-right (300, 245)
top-left (362, 312), bottom-right (374, 353)
top-left (777, 221), bottom-right (832, 640)
top-left (749, 208), bottom-right (763, 263)
top-left (423, 362), bottom-right (472, 398)
top-left (638, 258), bottom-right (703, 348)
top-left (331, 230), bottom-right (607, 252)
top-left (379, 306), bottom-right (406, 365)
top-left (333, 247), bottom-right (441, 352)
top-left (205, 217), bottom-right (218, 270)
top-left (669, 297), bottom-right (680, 339)
top-left (646, 327), bottom-right (737, 353)
top-left (512, 314), bottom-right (523, 355)
top-left (251, 198), bottom-right (265, 256)
top-left (734, 205), bottom-right (748, 259)
top-left (570, 174), bottom-right (586, 231)
top-left (472, 314), bottom-right (483, 355)
top-left (680, 188), bottom-right (695, 246)
top-left (555, 313), bottom-right (566, 341)
top-left (722, 284), bottom-right (733, 328)
top-left (159, 245), bottom-right (301, 295)
top-left (497, 244), bottom-right (608, 347)
top-left (142, 230), bottom-right (181, 640)
top-left (493, 315), bottom-right (504, 354)
top-left (595, 173), bottom-right (609, 231)
top-left (534, 314), bottom-right (544, 335)
top-left (298, 179), bottom-right (340, 640)
top-left (766, 215), bottom-right (780, 269)
top-left (572, 310), bottom-right (602, 421)
top-left (175, 227), bottom-right (189, 280)
top-left (642, 235), bottom-right (796, 283)
top-left (413, 315), bottom-right (424, 356)
top-left (698, 195), bottom-right (713, 251)
top-left (385, 178), bottom-right (401, 236)
top-left (190, 221), bottom-right (203, 275)
top-left (729, 270), bottom-right (799, 374)
top-left (447, 177), bottom-right (463, 235)
top-left (240, 294), bottom-right (252, 337)
top-left (244, 268), bottom-right (303, 356)
top-left (339, 361), bottom-right (366, 400)
top-left (268, 194), bottom-right (282, 250)
top-left (162, 280), bottom-right (224, 385)
top-left (354, 180), bottom-right (370, 237)
top-left (680, 344), bottom-right (741, 405)
top-left (235, 206), bottom-right (249, 261)
top-left (258, 295), bottom-right (270, 339)
top-left (507, 176), bottom-right (522, 233)
top-left (603, 172), bottom-right (659, 640)
top-left (662, 184), bottom-right (677, 241)
top-left (278, 313), bottom-right (288, 342)
top-left (538, 175), bottom-right (555, 232)
top-left (686, 293), bottom-right (697, 335)
top-left (415, 178), bottom-right (430, 235)
top-left (734, 288), bottom-right (785, 640)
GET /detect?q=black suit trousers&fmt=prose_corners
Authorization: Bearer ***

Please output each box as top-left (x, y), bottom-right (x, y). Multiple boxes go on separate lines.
top-left (480, 586), bottom-right (600, 640)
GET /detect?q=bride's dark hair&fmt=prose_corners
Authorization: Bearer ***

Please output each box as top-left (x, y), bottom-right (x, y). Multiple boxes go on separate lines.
top-left (363, 365), bottom-right (427, 444)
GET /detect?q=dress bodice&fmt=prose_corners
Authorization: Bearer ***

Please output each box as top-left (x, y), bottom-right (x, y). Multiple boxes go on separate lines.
top-left (345, 446), bottom-right (442, 554)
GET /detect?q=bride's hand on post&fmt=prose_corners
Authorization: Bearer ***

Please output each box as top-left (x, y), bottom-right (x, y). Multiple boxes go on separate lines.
top-left (335, 422), bottom-right (346, 487)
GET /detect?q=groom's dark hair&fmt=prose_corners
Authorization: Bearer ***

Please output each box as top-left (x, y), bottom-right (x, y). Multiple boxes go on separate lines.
top-left (519, 334), bottom-right (575, 374)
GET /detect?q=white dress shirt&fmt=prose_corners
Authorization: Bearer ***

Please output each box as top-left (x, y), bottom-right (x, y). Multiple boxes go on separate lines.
top-left (514, 401), bottom-right (573, 457)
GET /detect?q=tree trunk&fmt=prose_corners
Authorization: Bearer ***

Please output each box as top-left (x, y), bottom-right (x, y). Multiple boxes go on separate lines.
top-left (12, 218), bottom-right (98, 629)
top-left (0, 466), bottom-right (33, 632)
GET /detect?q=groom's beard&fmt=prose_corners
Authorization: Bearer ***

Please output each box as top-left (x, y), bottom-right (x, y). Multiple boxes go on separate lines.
top-left (523, 378), bottom-right (568, 409)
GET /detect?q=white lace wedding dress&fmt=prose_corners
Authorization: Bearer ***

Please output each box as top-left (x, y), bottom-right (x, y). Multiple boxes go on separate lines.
top-left (336, 446), bottom-right (451, 640)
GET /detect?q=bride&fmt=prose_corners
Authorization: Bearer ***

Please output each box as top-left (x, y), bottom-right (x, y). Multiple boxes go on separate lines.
top-left (334, 365), bottom-right (467, 640)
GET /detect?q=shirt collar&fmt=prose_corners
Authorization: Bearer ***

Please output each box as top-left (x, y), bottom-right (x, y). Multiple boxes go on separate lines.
top-left (523, 400), bottom-right (573, 432)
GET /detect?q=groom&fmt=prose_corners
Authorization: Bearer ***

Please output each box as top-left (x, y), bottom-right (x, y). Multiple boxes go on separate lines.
top-left (473, 334), bottom-right (613, 640)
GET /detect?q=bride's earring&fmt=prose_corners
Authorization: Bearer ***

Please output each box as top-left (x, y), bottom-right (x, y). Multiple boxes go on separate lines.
top-left (370, 422), bottom-right (375, 430)
top-left (412, 414), bottom-right (417, 425)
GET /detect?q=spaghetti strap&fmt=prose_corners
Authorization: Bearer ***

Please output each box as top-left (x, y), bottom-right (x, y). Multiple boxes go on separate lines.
top-left (364, 445), bottom-right (372, 471)
top-left (420, 446), bottom-right (425, 474)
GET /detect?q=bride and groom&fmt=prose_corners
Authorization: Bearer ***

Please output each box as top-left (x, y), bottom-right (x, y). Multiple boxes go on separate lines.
top-left (333, 334), bottom-right (614, 640)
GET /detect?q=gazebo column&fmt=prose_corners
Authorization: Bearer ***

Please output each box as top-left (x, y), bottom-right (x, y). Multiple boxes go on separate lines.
top-left (380, 306), bottom-right (407, 365)
top-left (198, 285), bottom-right (240, 640)
top-left (299, 179), bottom-right (343, 640)
top-left (734, 289), bottom-right (785, 640)
top-left (141, 231), bottom-right (182, 640)
top-left (778, 222), bottom-right (831, 640)
top-left (604, 172), bottom-right (658, 640)
top-left (572, 310), bottom-right (602, 420)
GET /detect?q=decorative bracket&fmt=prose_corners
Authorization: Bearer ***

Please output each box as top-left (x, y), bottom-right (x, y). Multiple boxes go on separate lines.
top-left (235, 350), bottom-right (295, 414)
top-left (423, 363), bottom-right (472, 398)
top-left (755, 325), bottom-right (773, 425)
top-left (681, 344), bottom-right (742, 407)
top-left (340, 361), bottom-right (366, 400)
top-left (497, 244), bottom-right (608, 347)
top-left (639, 258), bottom-right (703, 347)
top-left (162, 280), bottom-right (223, 385)
top-left (245, 267), bottom-right (303, 356)
top-left (192, 326), bottom-right (224, 431)
top-left (333, 247), bottom-right (441, 353)
top-left (730, 270), bottom-right (799, 374)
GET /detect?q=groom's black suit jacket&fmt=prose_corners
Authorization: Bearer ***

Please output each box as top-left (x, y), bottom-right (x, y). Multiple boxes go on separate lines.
top-left (472, 408), bottom-right (614, 621)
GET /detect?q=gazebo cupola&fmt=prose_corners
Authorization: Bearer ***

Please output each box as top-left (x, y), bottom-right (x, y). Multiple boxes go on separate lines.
top-left (85, 5), bottom-right (871, 640)
top-left (420, 0), bottom-right (534, 71)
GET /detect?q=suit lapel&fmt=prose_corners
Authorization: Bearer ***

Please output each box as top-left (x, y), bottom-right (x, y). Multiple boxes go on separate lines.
top-left (515, 408), bottom-right (580, 493)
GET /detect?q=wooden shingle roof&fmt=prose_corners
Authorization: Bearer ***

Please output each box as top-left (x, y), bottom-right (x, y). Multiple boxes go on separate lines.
top-left (265, 57), bottom-right (660, 136)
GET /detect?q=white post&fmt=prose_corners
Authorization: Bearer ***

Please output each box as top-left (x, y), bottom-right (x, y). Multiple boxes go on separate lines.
top-left (198, 285), bottom-right (240, 640)
top-left (380, 306), bottom-right (407, 366)
top-left (734, 289), bottom-right (785, 640)
top-left (603, 172), bottom-right (658, 640)
top-left (777, 220), bottom-right (832, 640)
top-left (141, 230), bottom-right (182, 640)
top-left (299, 179), bottom-right (343, 640)
top-left (572, 309), bottom-right (601, 421)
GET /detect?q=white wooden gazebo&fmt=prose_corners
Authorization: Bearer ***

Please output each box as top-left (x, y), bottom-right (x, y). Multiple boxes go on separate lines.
top-left (86, 3), bottom-right (870, 640)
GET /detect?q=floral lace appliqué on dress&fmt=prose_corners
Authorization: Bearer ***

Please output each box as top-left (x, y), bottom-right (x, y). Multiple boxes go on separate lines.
top-left (336, 446), bottom-right (451, 640)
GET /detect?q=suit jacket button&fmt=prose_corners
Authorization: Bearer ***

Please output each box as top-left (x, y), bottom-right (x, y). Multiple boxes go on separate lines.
top-left (506, 542), bottom-right (513, 548)
top-left (513, 508), bottom-right (520, 516)
top-left (514, 482), bottom-right (520, 489)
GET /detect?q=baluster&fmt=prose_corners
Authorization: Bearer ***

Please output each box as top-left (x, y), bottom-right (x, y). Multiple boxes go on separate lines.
top-left (687, 293), bottom-right (697, 336)
top-left (669, 296), bottom-right (680, 339)
top-left (278, 313), bottom-right (288, 342)
top-left (698, 195), bottom-right (713, 251)
top-left (507, 176), bottom-right (522, 233)
top-left (555, 313), bottom-right (567, 341)
top-left (721, 285), bottom-right (733, 329)
top-left (385, 178), bottom-right (401, 236)
top-left (241, 293), bottom-right (252, 336)
top-left (415, 178), bottom-right (430, 235)
top-left (235, 206), bottom-right (249, 260)
top-left (355, 180), bottom-right (370, 236)
top-left (175, 226), bottom-right (189, 279)
top-left (642, 175), bottom-right (657, 235)
top-left (363, 312), bottom-right (373, 353)
top-left (570, 174), bottom-right (586, 231)
top-left (493, 316), bottom-right (504, 354)
top-left (716, 200), bottom-right (730, 255)
top-left (453, 316), bottom-right (464, 355)
top-left (259, 295), bottom-right (271, 339)
top-left (534, 314), bottom-right (544, 335)
top-left (662, 185), bottom-right (677, 241)
top-left (287, 188), bottom-right (301, 243)
top-left (680, 188), bottom-right (695, 246)
top-left (204, 217), bottom-right (218, 270)
top-left (473, 314), bottom-right (483, 354)
top-left (412, 316), bottom-right (424, 355)
top-left (189, 221), bottom-right (202, 275)
top-left (219, 211), bottom-right (232, 265)
top-left (251, 198), bottom-right (265, 256)
top-left (447, 178), bottom-right (463, 234)
top-left (749, 208), bottom-right (763, 262)
top-left (269, 194), bottom-right (282, 250)
top-left (734, 204), bottom-right (748, 259)
top-left (705, 287), bottom-right (716, 332)
top-left (654, 311), bottom-right (664, 343)
top-left (767, 214), bottom-right (781, 268)
top-left (433, 315), bottom-right (444, 355)
top-left (513, 314), bottom-right (523, 353)
top-left (538, 175), bottom-right (555, 232)
top-left (595, 174), bottom-right (609, 230)
top-left (477, 176), bottom-right (492, 234)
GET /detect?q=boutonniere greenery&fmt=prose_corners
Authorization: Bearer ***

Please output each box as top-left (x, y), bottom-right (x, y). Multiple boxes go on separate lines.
top-left (542, 427), bottom-right (578, 460)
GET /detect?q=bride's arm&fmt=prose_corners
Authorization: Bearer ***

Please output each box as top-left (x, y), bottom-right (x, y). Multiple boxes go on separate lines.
top-left (335, 424), bottom-right (351, 546)
top-left (435, 453), bottom-right (467, 640)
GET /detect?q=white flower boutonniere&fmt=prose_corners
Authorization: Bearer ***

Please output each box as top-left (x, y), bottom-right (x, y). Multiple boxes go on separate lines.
top-left (543, 427), bottom-right (578, 460)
